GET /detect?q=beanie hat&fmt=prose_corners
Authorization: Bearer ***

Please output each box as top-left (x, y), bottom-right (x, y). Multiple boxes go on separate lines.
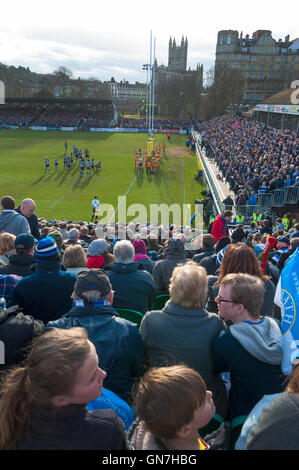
top-left (88, 239), bottom-right (107, 256)
top-left (133, 239), bottom-right (146, 254)
top-left (48, 230), bottom-right (64, 250)
top-left (14, 233), bottom-right (35, 252)
top-left (34, 236), bottom-right (59, 262)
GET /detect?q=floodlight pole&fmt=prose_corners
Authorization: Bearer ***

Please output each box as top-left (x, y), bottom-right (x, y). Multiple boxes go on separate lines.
top-left (149, 31), bottom-right (152, 137)
top-left (152, 37), bottom-right (156, 135)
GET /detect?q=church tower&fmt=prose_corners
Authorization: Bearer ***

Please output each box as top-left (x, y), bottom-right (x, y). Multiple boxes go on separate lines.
top-left (168, 36), bottom-right (188, 73)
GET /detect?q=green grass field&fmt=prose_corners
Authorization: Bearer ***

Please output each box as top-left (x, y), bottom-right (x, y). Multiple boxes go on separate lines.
top-left (0, 130), bottom-right (205, 224)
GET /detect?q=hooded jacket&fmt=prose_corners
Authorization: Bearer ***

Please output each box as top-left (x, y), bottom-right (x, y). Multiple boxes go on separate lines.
top-left (211, 215), bottom-right (229, 243)
top-left (0, 210), bottom-right (30, 236)
top-left (212, 316), bottom-right (285, 420)
top-left (152, 238), bottom-right (186, 294)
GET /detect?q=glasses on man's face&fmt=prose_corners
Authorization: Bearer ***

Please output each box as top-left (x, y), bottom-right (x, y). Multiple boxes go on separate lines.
top-left (217, 298), bottom-right (235, 304)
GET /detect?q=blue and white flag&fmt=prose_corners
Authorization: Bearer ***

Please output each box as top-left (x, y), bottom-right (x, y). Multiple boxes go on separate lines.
top-left (274, 248), bottom-right (299, 375)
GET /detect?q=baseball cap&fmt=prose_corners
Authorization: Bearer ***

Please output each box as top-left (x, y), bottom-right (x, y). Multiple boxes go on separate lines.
top-left (74, 269), bottom-right (111, 299)
top-left (277, 236), bottom-right (289, 245)
top-left (14, 233), bottom-right (35, 252)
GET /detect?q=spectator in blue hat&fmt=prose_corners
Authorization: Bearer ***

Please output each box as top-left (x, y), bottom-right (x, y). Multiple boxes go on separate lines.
top-left (8, 236), bottom-right (76, 323)
top-left (0, 233), bottom-right (35, 277)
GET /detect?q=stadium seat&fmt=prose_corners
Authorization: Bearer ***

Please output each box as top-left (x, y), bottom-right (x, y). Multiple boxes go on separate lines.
top-left (151, 294), bottom-right (170, 310)
top-left (229, 415), bottom-right (248, 450)
top-left (115, 308), bottom-right (143, 327)
top-left (198, 412), bottom-right (224, 438)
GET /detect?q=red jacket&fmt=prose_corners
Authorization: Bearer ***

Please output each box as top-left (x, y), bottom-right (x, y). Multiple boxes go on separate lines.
top-left (211, 215), bottom-right (229, 243)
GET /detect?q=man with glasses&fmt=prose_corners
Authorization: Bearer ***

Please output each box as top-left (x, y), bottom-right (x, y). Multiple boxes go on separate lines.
top-left (211, 273), bottom-right (285, 420)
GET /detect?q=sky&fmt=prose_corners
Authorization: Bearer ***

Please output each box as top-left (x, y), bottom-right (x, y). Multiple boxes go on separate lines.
top-left (0, 0), bottom-right (298, 84)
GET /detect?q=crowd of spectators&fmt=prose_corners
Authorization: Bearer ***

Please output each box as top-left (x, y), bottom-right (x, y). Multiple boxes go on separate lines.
top-left (0, 193), bottom-right (298, 451)
top-left (200, 115), bottom-right (299, 207)
top-left (117, 118), bottom-right (194, 130)
top-left (1, 108), bottom-right (195, 131)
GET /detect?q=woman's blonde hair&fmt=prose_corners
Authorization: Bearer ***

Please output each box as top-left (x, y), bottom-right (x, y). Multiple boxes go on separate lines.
top-left (62, 244), bottom-right (87, 268)
top-left (169, 261), bottom-right (208, 309)
top-left (0, 232), bottom-right (16, 255)
top-left (0, 327), bottom-right (91, 450)
top-left (134, 365), bottom-right (206, 439)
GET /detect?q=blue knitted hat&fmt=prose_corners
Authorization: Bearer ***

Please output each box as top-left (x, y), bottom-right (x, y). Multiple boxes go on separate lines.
top-left (34, 236), bottom-right (59, 262)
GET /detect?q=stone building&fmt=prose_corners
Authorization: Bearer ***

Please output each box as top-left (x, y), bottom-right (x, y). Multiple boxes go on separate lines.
top-left (215, 30), bottom-right (299, 105)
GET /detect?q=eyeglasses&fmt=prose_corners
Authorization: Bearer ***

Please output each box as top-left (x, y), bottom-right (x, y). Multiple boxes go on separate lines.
top-left (217, 298), bottom-right (236, 304)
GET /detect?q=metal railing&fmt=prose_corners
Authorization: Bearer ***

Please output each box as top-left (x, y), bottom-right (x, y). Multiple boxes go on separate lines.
top-left (257, 185), bottom-right (299, 209)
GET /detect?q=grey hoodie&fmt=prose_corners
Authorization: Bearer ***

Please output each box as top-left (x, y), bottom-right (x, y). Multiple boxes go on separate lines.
top-left (230, 316), bottom-right (283, 365)
top-left (0, 210), bottom-right (30, 236)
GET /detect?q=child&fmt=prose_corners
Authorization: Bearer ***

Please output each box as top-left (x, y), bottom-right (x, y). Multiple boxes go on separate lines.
top-left (0, 327), bottom-right (127, 450)
top-left (128, 365), bottom-right (217, 451)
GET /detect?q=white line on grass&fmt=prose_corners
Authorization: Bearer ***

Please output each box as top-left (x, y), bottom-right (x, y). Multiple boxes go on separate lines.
top-left (50, 196), bottom-right (65, 208)
top-left (109, 175), bottom-right (138, 222)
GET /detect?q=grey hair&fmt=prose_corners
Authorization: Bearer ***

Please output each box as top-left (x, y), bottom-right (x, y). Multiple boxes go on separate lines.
top-left (113, 240), bottom-right (134, 264)
top-left (81, 290), bottom-right (110, 302)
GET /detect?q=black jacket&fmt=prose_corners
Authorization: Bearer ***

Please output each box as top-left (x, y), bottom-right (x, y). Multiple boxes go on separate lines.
top-left (0, 305), bottom-right (44, 371)
top-left (15, 206), bottom-right (41, 240)
top-left (193, 247), bottom-right (215, 264)
top-left (17, 404), bottom-right (128, 450)
top-left (0, 253), bottom-right (35, 277)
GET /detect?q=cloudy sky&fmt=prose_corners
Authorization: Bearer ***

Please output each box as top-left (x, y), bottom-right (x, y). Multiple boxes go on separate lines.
top-left (0, 0), bottom-right (298, 83)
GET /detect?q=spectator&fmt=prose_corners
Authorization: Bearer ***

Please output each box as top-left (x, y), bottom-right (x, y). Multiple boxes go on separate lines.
top-left (152, 238), bottom-right (186, 294)
top-left (87, 239), bottom-right (114, 269)
top-left (48, 229), bottom-right (65, 256)
top-left (140, 261), bottom-right (227, 418)
top-left (0, 327), bottom-right (127, 450)
top-left (207, 243), bottom-right (276, 316)
top-left (211, 273), bottom-right (285, 420)
top-left (277, 237), bottom-right (299, 272)
top-left (260, 219), bottom-right (273, 236)
top-left (62, 245), bottom-right (88, 275)
top-left (128, 365), bottom-right (226, 450)
top-left (132, 239), bottom-right (154, 274)
top-left (193, 234), bottom-right (215, 265)
top-left (47, 269), bottom-right (144, 403)
top-left (222, 195), bottom-right (234, 211)
top-left (0, 303), bottom-right (44, 373)
top-left (231, 224), bottom-right (245, 243)
top-left (211, 211), bottom-right (233, 244)
top-left (79, 225), bottom-right (92, 244)
top-left (0, 274), bottom-right (22, 304)
top-left (0, 196), bottom-right (30, 237)
top-left (8, 236), bottom-right (76, 323)
top-left (290, 223), bottom-right (299, 240)
top-left (65, 228), bottom-right (81, 246)
top-left (0, 232), bottom-right (16, 265)
top-left (0, 233), bottom-right (35, 277)
top-left (59, 222), bottom-right (69, 240)
top-left (107, 240), bottom-right (156, 314)
top-left (245, 364), bottom-right (299, 450)
top-left (15, 198), bottom-right (41, 240)
top-left (270, 236), bottom-right (290, 267)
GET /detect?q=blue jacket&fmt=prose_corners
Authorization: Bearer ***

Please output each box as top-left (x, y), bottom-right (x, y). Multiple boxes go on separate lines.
top-left (47, 303), bottom-right (144, 403)
top-left (8, 261), bottom-right (76, 323)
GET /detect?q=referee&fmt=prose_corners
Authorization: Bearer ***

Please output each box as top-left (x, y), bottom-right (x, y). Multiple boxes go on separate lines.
top-left (91, 196), bottom-right (100, 222)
